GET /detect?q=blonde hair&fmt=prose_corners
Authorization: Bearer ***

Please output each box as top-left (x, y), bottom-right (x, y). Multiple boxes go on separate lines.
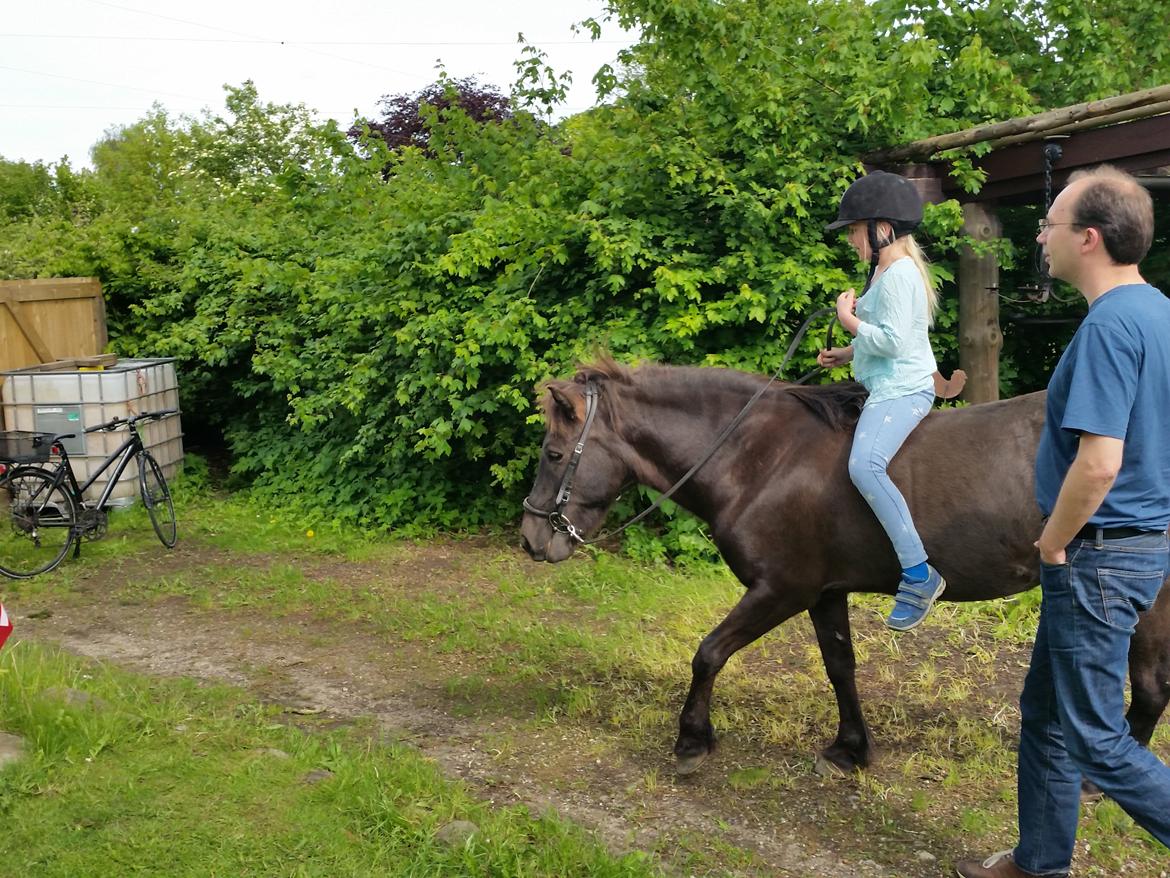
top-left (899, 234), bottom-right (938, 327)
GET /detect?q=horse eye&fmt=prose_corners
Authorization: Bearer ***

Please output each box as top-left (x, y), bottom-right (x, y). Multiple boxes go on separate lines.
top-left (546, 449), bottom-right (564, 462)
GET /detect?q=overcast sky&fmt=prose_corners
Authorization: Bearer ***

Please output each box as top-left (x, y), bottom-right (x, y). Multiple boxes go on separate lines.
top-left (2, 0), bottom-right (634, 168)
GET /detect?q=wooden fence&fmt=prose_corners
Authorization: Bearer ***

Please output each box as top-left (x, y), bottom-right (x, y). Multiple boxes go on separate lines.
top-left (0, 278), bottom-right (108, 374)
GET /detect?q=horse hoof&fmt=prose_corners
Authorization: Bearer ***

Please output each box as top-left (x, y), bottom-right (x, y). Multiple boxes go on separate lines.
top-left (675, 752), bottom-right (708, 776)
top-left (814, 753), bottom-right (850, 778)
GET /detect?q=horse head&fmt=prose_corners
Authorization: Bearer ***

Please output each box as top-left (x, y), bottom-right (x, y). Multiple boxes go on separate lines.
top-left (521, 367), bottom-right (632, 563)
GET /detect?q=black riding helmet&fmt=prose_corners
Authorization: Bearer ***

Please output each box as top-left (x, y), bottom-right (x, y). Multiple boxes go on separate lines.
top-left (826, 171), bottom-right (924, 291)
top-left (825, 170), bottom-right (923, 233)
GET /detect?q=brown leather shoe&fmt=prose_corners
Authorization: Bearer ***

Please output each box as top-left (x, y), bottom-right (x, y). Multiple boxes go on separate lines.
top-left (955, 850), bottom-right (1056, 878)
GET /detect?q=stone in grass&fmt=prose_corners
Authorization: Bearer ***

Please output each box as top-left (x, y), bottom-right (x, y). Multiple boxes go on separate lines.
top-left (0, 731), bottom-right (25, 769)
top-left (434, 820), bottom-right (479, 847)
top-left (43, 687), bottom-right (111, 712)
top-left (302, 769), bottom-right (334, 784)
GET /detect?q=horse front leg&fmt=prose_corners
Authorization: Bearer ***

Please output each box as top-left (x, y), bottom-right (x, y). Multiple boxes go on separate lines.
top-left (808, 589), bottom-right (875, 772)
top-left (674, 584), bottom-right (808, 775)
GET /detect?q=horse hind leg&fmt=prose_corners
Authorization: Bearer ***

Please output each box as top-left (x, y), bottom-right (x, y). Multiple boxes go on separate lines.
top-left (674, 584), bottom-right (810, 775)
top-left (1126, 581), bottom-right (1170, 746)
top-left (808, 590), bottom-right (875, 773)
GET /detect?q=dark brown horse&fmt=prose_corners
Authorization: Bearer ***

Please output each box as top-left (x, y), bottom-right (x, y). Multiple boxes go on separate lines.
top-left (520, 359), bottom-right (1170, 775)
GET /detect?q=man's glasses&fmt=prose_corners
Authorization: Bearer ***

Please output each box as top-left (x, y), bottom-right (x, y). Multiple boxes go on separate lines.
top-left (1037, 219), bottom-right (1083, 233)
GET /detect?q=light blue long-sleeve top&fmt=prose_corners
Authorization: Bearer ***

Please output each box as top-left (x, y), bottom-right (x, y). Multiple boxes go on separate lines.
top-left (851, 257), bottom-right (937, 404)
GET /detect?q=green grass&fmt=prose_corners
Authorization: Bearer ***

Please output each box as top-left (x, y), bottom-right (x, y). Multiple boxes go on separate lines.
top-left (0, 642), bottom-right (662, 878)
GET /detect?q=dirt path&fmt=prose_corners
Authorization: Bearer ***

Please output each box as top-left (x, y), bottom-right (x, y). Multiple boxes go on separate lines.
top-left (15, 541), bottom-right (979, 878)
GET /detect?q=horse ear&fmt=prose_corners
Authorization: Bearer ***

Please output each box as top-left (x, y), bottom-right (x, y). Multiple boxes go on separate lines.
top-left (548, 383), bottom-right (584, 423)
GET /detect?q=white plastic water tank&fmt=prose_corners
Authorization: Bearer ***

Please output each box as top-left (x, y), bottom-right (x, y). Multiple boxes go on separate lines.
top-left (0, 358), bottom-right (183, 504)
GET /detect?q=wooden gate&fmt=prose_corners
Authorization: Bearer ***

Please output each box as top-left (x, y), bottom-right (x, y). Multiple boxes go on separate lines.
top-left (0, 278), bottom-right (108, 373)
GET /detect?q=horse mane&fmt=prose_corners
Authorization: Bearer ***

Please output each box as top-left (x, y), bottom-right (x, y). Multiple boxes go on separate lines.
top-left (785, 382), bottom-right (868, 431)
top-left (570, 353), bottom-right (633, 386)
top-left (558, 356), bottom-right (867, 433)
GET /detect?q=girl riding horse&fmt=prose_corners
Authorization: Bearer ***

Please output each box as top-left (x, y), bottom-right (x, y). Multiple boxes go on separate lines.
top-left (819, 171), bottom-right (946, 631)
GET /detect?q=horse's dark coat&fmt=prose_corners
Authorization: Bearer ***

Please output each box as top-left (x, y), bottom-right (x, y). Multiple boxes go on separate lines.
top-left (520, 360), bottom-right (1170, 772)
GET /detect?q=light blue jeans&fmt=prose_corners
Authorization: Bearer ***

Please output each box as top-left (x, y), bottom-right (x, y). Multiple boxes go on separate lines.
top-left (1014, 530), bottom-right (1170, 876)
top-left (848, 389), bottom-right (934, 568)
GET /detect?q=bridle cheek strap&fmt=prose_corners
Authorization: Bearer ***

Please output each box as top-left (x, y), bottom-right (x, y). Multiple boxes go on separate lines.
top-left (554, 381), bottom-right (600, 508)
top-left (522, 381), bottom-right (601, 542)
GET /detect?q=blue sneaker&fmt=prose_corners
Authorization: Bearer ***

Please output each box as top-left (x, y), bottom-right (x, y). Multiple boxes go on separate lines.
top-left (885, 565), bottom-right (946, 631)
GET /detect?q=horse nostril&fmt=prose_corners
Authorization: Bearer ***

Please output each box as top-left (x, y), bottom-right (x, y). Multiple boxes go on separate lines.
top-left (521, 533), bottom-right (541, 559)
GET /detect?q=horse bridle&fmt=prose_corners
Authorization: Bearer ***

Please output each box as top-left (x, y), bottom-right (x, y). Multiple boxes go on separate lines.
top-left (522, 381), bottom-right (603, 543)
top-left (523, 306), bottom-right (838, 546)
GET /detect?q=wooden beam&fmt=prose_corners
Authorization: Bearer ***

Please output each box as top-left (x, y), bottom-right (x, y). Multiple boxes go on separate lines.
top-left (972, 150), bottom-right (1170, 203)
top-left (93, 285), bottom-right (108, 351)
top-left (0, 278), bottom-right (103, 303)
top-left (986, 103), bottom-right (1170, 150)
top-left (864, 84), bottom-right (1170, 164)
top-left (0, 300), bottom-right (54, 363)
top-left (958, 203), bottom-right (1002, 404)
top-left (937, 113), bottom-right (1170, 204)
top-left (18, 354), bottom-right (119, 372)
top-left (0, 277), bottom-right (99, 288)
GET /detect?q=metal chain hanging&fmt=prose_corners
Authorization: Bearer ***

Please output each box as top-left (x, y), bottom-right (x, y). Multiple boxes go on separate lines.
top-left (1036, 138), bottom-right (1080, 304)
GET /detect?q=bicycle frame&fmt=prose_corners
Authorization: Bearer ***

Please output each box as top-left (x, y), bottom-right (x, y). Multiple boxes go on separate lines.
top-left (1, 410), bottom-right (178, 576)
top-left (52, 426), bottom-right (146, 511)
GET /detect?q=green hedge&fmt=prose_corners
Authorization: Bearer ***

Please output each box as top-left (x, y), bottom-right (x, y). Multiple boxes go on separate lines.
top-left (3, 0), bottom-right (1169, 533)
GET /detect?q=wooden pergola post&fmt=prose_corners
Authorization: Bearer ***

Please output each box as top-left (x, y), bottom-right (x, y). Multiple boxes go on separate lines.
top-left (958, 203), bottom-right (1003, 404)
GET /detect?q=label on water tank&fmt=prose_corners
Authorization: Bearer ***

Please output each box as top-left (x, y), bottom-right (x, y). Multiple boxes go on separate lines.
top-left (34, 406), bottom-right (86, 456)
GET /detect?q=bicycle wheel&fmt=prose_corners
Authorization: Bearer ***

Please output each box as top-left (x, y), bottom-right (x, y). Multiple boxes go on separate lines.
top-left (0, 467), bottom-right (77, 578)
top-left (138, 452), bottom-right (176, 547)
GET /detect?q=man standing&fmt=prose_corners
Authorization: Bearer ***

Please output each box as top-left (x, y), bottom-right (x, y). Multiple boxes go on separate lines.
top-left (957, 165), bottom-right (1170, 877)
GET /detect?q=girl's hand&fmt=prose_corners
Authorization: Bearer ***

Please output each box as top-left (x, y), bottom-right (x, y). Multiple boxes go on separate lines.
top-left (836, 289), bottom-right (856, 320)
top-left (835, 289), bottom-right (861, 335)
top-left (817, 346), bottom-right (854, 368)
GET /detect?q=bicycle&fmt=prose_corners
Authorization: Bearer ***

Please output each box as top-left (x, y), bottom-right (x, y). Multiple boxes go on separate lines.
top-left (0, 409), bottom-right (178, 579)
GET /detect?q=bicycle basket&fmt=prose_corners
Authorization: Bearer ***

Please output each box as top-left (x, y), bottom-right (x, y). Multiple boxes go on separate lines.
top-left (0, 431), bottom-right (53, 464)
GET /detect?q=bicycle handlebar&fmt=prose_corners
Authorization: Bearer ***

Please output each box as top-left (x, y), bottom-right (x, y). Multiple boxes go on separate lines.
top-left (83, 409), bottom-right (179, 434)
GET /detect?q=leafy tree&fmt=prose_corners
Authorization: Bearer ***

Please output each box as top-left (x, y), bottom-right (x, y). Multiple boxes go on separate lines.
top-left (0, 159), bottom-right (59, 221)
top-left (348, 76), bottom-right (512, 157)
top-left (879, 0), bottom-right (1170, 108)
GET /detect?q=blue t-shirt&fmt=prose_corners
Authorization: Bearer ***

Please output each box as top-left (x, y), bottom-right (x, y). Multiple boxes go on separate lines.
top-left (1035, 283), bottom-right (1170, 530)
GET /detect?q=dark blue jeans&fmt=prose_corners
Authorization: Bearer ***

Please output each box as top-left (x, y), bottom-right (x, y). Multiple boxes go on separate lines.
top-left (1014, 531), bottom-right (1170, 876)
